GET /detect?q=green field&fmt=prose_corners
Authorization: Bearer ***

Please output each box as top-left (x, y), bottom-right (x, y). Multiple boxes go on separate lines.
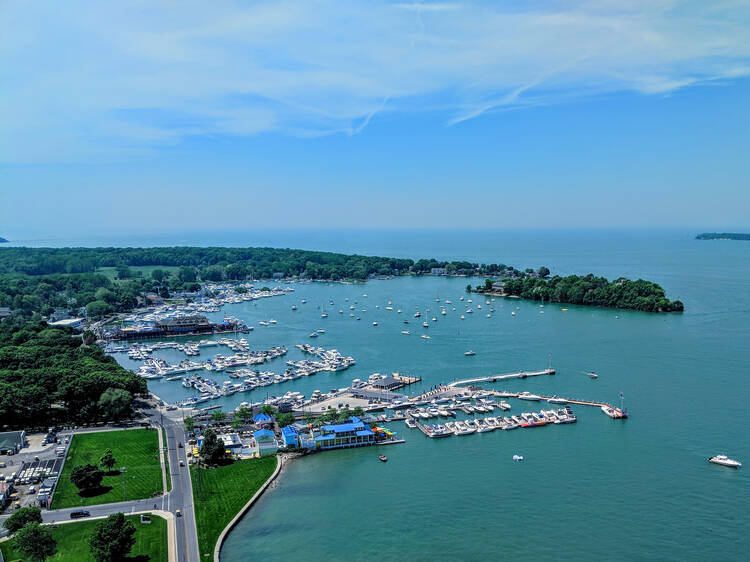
top-left (191, 457), bottom-right (277, 558)
top-left (96, 265), bottom-right (179, 281)
top-left (51, 429), bottom-right (163, 509)
top-left (0, 513), bottom-right (167, 562)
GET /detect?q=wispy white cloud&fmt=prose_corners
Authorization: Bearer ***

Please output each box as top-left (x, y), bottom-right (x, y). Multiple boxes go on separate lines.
top-left (1, 0), bottom-right (750, 162)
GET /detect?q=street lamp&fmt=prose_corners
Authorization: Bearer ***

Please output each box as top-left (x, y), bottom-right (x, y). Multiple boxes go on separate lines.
top-left (121, 467), bottom-right (127, 501)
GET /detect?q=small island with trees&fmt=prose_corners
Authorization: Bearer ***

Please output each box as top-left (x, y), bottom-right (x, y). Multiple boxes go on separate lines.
top-left (696, 232), bottom-right (750, 240)
top-left (473, 273), bottom-right (684, 313)
top-left (0, 237), bottom-right (7, 243)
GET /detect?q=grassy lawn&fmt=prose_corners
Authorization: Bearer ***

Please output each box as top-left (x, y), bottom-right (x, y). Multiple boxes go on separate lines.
top-left (161, 428), bottom-right (171, 492)
top-left (51, 429), bottom-right (163, 509)
top-left (191, 457), bottom-right (277, 558)
top-left (96, 265), bottom-right (179, 281)
top-left (0, 513), bottom-right (167, 562)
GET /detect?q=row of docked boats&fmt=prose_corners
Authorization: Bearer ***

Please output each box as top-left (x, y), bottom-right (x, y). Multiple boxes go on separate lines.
top-left (413, 407), bottom-right (578, 437)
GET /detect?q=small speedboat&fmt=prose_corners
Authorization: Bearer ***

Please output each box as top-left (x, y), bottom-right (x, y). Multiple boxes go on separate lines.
top-left (513, 454), bottom-right (524, 461)
top-left (588, 372), bottom-right (599, 379)
top-left (708, 455), bottom-right (741, 468)
top-left (378, 455), bottom-right (388, 462)
top-left (464, 350), bottom-right (476, 356)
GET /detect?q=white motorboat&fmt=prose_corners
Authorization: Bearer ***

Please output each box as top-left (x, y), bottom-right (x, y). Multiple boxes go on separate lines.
top-left (547, 396), bottom-right (568, 404)
top-left (518, 392), bottom-right (542, 401)
top-left (708, 455), bottom-right (742, 468)
top-left (401, 330), bottom-right (410, 335)
top-left (464, 350), bottom-right (476, 356)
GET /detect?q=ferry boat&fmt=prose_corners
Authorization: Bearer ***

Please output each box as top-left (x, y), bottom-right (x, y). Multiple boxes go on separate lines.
top-left (708, 455), bottom-right (742, 468)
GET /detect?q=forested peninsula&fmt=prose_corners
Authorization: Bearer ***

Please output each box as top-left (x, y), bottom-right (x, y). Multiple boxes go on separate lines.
top-left (0, 246), bottom-right (683, 317)
top-left (696, 232), bottom-right (750, 240)
top-left (476, 275), bottom-right (683, 313)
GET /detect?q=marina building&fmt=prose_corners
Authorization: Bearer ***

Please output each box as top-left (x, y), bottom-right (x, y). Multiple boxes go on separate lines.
top-left (430, 268), bottom-right (447, 275)
top-left (311, 417), bottom-right (376, 450)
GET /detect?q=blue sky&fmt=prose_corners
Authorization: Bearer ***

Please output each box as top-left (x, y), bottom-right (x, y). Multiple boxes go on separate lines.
top-left (2, 1), bottom-right (750, 237)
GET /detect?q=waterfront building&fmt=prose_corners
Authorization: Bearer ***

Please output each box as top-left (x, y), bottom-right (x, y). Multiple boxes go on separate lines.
top-left (155, 315), bottom-right (212, 335)
top-left (430, 268), bottom-right (447, 275)
top-left (218, 433), bottom-right (243, 452)
top-left (492, 281), bottom-right (505, 292)
top-left (249, 429), bottom-right (279, 457)
top-left (281, 426), bottom-right (299, 448)
top-left (311, 417), bottom-right (376, 450)
top-left (0, 307), bottom-right (11, 321)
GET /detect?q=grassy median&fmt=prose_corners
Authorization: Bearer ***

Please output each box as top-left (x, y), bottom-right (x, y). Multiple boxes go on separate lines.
top-left (0, 513), bottom-right (167, 562)
top-left (51, 429), bottom-right (163, 509)
top-left (191, 457), bottom-right (278, 558)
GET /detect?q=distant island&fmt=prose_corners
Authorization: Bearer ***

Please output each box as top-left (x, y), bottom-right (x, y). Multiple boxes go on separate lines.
top-left (0, 237), bottom-right (7, 243)
top-left (696, 233), bottom-right (750, 240)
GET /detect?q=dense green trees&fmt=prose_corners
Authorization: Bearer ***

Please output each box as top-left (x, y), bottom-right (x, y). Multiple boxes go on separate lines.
top-left (89, 512), bottom-right (136, 562)
top-left (13, 522), bottom-right (57, 561)
top-left (2, 506), bottom-right (43, 534)
top-left (0, 322), bottom-right (147, 428)
top-left (100, 449), bottom-right (117, 472)
top-left (70, 464), bottom-right (105, 492)
top-left (496, 275), bottom-right (684, 312)
top-left (200, 428), bottom-right (228, 464)
top-left (98, 388), bottom-right (133, 420)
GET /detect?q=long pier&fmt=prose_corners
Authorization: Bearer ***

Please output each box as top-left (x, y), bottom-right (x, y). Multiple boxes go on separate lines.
top-left (448, 368), bottom-right (556, 387)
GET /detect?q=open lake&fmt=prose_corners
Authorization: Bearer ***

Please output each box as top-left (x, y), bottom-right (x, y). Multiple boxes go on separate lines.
top-left (87, 229), bottom-right (749, 561)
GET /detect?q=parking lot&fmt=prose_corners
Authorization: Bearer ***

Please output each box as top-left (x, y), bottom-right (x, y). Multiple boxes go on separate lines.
top-left (0, 431), bottom-right (71, 512)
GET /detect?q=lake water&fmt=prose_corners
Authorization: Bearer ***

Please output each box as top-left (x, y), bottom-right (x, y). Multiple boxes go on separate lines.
top-left (58, 229), bottom-right (749, 560)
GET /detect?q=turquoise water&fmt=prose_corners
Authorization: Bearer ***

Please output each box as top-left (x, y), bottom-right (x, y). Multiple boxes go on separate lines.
top-left (93, 229), bottom-right (749, 560)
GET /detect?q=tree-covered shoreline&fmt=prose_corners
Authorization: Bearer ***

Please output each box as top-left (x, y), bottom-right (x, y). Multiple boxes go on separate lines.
top-left (476, 275), bottom-right (684, 312)
top-left (0, 246), bottom-right (683, 316)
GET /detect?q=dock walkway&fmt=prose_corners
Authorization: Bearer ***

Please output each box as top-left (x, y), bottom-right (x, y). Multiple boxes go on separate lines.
top-left (448, 368), bottom-right (556, 387)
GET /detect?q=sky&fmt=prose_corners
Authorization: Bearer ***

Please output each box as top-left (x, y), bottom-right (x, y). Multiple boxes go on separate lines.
top-left (2, 0), bottom-right (750, 238)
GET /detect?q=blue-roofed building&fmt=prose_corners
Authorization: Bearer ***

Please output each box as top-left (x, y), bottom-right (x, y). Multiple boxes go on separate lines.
top-left (311, 417), bottom-right (376, 450)
top-left (281, 426), bottom-right (299, 448)
top-left (248, 429), bottom-right (279, 457)
top-left (253, 413), bottom-right (273, 428)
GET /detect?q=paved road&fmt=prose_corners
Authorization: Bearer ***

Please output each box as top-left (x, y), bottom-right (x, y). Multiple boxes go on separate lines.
top-left (2, 411), bottom-right (200, 562)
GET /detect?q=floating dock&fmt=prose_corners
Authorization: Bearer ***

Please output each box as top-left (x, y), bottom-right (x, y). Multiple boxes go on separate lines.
top-left (448, 368), bottom-right (556, 387)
